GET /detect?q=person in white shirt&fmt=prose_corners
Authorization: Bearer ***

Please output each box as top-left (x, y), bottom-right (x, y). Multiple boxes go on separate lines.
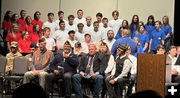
top-left (73, 9), bottom-right (86, 26)
top-left (90, 21), bottom-right (103, 42)
top-left (108, 10), bottom-right (123, 35)
top-left (42, 12), bottom-right (58, 37)
top-left (55, 11), bottom-right (68, 29)
top-left (75, 23), bottom-right (86, 43)
top-left (126, 47), bottom-right (137, 96)
top-left (83, 16), bottom-right (93, 34)
top-left (101, 18), bottom-right (112, 40)
top-left (96, 12), bottom-right (103, 28)
top-left (67, 30), bottom-right (77, 48)
top-left (66, 15), bottom-right (76, 32)
top-left (81, 34), bottom-right (91, 53)
top-left (103, 30), bottom-right (116, 51)
top-left (42, 27), bottom-right (55, 51)
top-left (53, 20), bottom-right (68, 50)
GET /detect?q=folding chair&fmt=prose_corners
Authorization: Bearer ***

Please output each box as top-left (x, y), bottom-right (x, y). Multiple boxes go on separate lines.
top-left (0, 56), bottom-right (7, 98)
top-left (4, 56), bottom-right (28, 94)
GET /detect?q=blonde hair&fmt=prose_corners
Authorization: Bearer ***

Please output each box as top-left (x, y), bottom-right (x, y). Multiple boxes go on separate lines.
top-left (9, 23), bottom-right (19, 40)
top-left (162, 16), bottom-right (169, 27)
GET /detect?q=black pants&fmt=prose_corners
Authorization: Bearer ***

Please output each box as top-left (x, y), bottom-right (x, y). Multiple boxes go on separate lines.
top-left (45, 72), bottom-right (73, 96)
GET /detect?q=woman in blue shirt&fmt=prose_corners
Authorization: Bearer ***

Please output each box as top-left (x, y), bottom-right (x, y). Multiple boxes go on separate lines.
top-left (115, 20), bottom-right (129, 40)
top-left (149, 21), bottom-right (166, 54)
top-left (145, 15), bottom-right (155, 40)
top-left (129, 15), bottom-right (139, 39)
top-left (135, 24), bottom-right (149, 53)
top-left (161, 16), bottom-right (172, 52)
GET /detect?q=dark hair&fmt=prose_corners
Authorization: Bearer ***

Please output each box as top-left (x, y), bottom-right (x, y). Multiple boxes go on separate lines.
top-left (130, 15), bottom-right (139, 32)
top-left (25, 16), bottom-right (32, 25)
top-left (33, 24), bottom-right (40, 37)
top-left (11, 13), bottom-right (19, 23)
top-left (4, 10), bottom-right (12, 21)
top-left (77, 23), bottom-right (84, 27)
top-left (96, 12), bottom-right (103, 18)
top-left (156, 45), bottom-right (164, 51)
top-left (59, 20), bottom-right (65, 25)
top-left (38, 37), bottom-right (46, 43)
top-left (155, 20), bottom-right (161, 25)
top-left (47, 12), bottom-right (54, 16)
top-left (12, 83), bottom-right (47, 98)
top-left (77, 9), bottom-right (83, 13)
top-left (147, 15), bottom-right (155, 26)
top-left (58, 10), bottom-right (64, 15)
top-left (30, 42), bottom-right (37, 48)
top-left (84, 33), bottom-right (91, 37)
top-left (34, 11), bottom-right (41, 20)
top-left (102, 17), bottom-right (108, 21)
top-left (68, 30), bottom-right (75, 34)
top-left (68, 15), bottom-right (75, 20)
top-left (112, 10), bottom-right (119, 16)
top-left (20, 10), bottom-right (25, 15)
top-left (93, 21), bottom-right (99, 25)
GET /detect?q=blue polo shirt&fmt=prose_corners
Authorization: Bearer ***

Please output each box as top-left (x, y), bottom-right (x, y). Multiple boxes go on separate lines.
top-left (111, 37), bottom-right (137, 57)
top-left (145, 24), bottom-right (155, 39)
top-left (150, 29), bottom-right (166, 50)
top-left (161, 25), bottom-right (172, 35)
top-left (135, 32), bottom-right (149, 49)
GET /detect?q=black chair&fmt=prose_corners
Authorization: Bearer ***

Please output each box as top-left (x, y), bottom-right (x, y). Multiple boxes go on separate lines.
top-left (0, 56), bottom-right (7, 98)
top-left (4, 56), bottom-right (28, 94)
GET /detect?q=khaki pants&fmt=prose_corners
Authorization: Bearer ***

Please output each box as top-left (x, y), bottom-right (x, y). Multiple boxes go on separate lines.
top-left (23, 71), bottom-right (48, 89)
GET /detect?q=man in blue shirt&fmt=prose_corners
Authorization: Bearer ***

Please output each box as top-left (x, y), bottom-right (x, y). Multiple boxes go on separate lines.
top-left (149, 21), bottom-right (166, 54)
top-left (111, 29), bottom-right (137, 58)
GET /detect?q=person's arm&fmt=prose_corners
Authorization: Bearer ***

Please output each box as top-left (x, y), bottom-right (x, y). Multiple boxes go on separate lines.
top-left (114, 59), bottom-right (132, 81)
top-left (43, 52), bottom-right (54, 71)
top-left (148, 39), bottom-right (152, 53)
top-left (143, 43), bottom-right (148, 51)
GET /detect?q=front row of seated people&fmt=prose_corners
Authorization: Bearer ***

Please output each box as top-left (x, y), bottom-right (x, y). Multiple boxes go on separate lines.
top-left (4, 37), bottom-right (180, 98)
top-left (20, 36), bottom-right (133, 98)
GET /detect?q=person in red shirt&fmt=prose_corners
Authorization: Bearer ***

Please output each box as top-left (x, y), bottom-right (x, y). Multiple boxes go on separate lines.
top-left (2, 10), bottom-right (12, 50)
top-left (25, 16), bottom-right (33, 34)
top-left (11, 13), bottom-right (19, 24)
top-left (18, 10), bottom-right (26, 33)
top-left (6, 23), bottom-right (21, 51)
top-left (31, 11), bottom-right (43, 33)
top-left (29, 24), bottom-right (41, 44)
top-left (18, 31), bottom-right (31, 54)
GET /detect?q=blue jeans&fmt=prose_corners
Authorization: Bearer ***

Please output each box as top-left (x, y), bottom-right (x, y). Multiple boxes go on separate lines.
top-left (72, 74), bottom-right (103, 98)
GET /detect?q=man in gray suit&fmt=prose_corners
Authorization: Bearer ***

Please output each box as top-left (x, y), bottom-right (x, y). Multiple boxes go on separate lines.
top-left (73, 44), bottom-right (105, 98)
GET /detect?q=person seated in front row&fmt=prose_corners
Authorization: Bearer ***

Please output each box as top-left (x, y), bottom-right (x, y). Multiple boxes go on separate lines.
top-left (25, 42), bottom-right (38, 70)
top-left (166, 46), bottom-right (180, 83)
top-left (23, 37), bottom-right (54, 89)
top-left (45, 41), bottom-right (79, 98)
top-left (105, 44), bottom-right (132, 98)
top-left (73, 44), bottom-right (105, 98)
top-left (5, 41), bottom-right (22, 75)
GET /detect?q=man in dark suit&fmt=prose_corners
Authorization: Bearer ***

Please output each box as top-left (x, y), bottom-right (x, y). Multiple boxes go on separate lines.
top-left (72, 44), bottom-right (104, 98)
top-left (45, 41), bottom-right (79, 98)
